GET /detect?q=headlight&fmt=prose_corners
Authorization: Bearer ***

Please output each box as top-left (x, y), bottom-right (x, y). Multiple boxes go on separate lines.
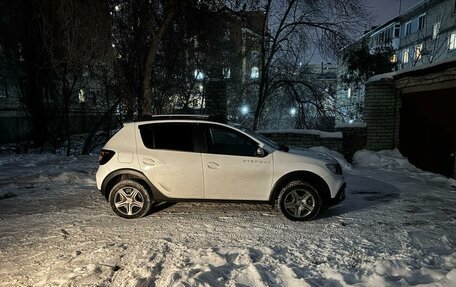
top-left (326, 163), bottom-right (342, 175)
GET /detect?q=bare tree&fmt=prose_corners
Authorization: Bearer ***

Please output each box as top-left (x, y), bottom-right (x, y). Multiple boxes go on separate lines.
top-left (246, 0), bottom-right (368, 130)
top-left (35, 0), bottom-right (112, 155)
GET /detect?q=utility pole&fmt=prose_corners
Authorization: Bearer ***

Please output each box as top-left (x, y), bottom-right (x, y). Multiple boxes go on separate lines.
top-left (399, 0), bottom-right (402, 14)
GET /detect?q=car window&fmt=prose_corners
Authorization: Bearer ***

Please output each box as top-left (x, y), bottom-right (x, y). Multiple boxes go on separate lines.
top-left (139, 123), bottom-right (194, 152)
top-left (205, 125), bottom-right (257, 157)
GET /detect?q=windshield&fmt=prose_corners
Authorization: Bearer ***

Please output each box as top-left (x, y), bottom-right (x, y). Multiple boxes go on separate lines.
top-left (232, 124), bottom-right (281, 150)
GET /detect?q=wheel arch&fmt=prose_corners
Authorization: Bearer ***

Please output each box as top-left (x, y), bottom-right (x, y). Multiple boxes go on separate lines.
top-left (269, 171), bottom-right (331, 205)
top-left (101, 169), bottom-right (161, 201)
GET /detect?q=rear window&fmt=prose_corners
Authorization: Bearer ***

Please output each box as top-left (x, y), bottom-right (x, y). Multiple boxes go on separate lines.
top-left (139, 123), bottom-right (195, 152)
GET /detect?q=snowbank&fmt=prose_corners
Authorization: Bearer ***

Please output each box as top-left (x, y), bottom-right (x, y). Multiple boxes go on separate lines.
top-left (353, 149), bottom-right (456, 186)
top-left (353, 149), bottom-right (418, 170)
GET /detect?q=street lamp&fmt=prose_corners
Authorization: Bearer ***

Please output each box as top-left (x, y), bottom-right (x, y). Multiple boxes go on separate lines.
top-left (290, 107), bottom-right (297, 116)
top-left (240, 105), bottom-right (249, 115)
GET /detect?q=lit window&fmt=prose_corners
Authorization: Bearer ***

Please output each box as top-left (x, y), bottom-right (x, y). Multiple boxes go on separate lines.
top-left (223, 68), bottom-right (231, 79)
top-left (418, 14), bottom-right (426, 30)
top-left (194, 69), bottom-right (204, 80)
top-left (402, 49), bottom-right (409, 64)
top-left (415, 43), bottom-right (423, 60)
top-left (433, 22), bottom-right (441, 39)
top-left (449, 31), bottom-right (456, 50)
top-left (0, 78), bottom-right (7, 98)
top-left (390, 54), bottom-right (398, 63)
top-left (250, 67), bottom-right (259, 79)
top-left (78, 89), bottom-right (86, 103)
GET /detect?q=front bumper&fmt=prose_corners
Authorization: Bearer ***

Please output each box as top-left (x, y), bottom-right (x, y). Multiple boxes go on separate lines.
top-left (327, 183), bottom-right (346, 206)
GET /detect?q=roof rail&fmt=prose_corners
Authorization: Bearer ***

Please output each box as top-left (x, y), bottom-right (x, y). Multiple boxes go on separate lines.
top-left (135, 114), bottom-right (228, 123)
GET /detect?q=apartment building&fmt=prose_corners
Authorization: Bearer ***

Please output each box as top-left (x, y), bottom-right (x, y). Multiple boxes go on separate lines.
top-left (337, 0), bottom-right (456, 124)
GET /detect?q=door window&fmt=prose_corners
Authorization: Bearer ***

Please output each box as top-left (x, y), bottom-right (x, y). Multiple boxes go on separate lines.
top-left (205, 125), bottom-right (257, 156)
top-left (139, 123), bottom-right (195, 152)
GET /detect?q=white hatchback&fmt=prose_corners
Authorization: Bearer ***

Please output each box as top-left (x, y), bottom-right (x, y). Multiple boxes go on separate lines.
top-left (96, 115), bottom-right (346, 221)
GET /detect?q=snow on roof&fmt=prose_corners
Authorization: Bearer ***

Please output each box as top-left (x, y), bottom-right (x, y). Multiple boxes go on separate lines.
top-left (335, 122), bottom-right (367, 128)
top-left (259, 129), bottom-right (343, 139)
top-left (367, 56), bottom-right (456, 83)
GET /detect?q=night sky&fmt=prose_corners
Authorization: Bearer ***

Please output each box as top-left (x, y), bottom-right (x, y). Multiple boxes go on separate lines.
top-left (368, 0), bottom-right (422, 25)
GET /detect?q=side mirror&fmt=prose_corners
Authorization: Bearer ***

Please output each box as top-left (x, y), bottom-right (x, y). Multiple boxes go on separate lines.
top-left (256, 147), bottom-right (267, 157)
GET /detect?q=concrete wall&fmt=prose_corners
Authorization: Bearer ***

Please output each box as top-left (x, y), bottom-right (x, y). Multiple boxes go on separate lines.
top-left (260, 132), bottom-right (344, 154)
top-left (335, 126), bottom-right (367, 161)
top-left (261, 128), bottom-right (367, 161)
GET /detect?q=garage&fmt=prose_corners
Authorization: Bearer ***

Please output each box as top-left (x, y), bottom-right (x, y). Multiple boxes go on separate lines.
top-left (364, 59), bottom-right (456, 179)
top-left (400, 88), bottom-right (456, 177)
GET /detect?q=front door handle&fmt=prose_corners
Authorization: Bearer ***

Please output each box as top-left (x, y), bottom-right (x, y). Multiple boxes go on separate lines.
top-left (207, 162), bottom-right (220, 169)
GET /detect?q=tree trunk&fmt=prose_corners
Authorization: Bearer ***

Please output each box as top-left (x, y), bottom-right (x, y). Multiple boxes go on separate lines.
top-left (141, 4), bottom-right (176, 116)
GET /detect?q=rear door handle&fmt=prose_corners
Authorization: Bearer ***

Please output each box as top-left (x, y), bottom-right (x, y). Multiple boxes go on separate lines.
top-left (207, 162), bottom-right (220, 169)
top-left (143, 158), bottom-right (157, 166)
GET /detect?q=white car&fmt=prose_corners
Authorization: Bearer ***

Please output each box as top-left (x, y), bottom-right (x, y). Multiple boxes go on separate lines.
top-left (96, 115), bottom-right (345, 221)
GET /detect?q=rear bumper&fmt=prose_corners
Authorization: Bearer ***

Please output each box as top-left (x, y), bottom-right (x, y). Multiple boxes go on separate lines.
top-left (327, 183), bottom-right (346, 206)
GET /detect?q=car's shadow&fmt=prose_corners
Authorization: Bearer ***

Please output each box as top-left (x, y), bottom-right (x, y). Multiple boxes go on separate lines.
top-left (318, 172), bottom-right (402, 219)
top-left (148, 201), bottom-right (177, 215)
top-left (144, 173), bottom-right (402, 220)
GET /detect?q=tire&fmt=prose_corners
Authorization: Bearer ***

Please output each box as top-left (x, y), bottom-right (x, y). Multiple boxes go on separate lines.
top-left (108, 179), bottom-right (152, 219)
top-left (278, 181), bottom-right (322, 221)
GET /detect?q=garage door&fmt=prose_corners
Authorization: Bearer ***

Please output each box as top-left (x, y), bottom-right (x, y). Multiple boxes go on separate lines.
top-left (400, 88), bottom-right (456, 178)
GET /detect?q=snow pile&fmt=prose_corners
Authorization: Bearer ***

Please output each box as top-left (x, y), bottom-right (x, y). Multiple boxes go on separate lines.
top-left (353, 149), bottom-right (419, 171)
top-left (310, 146), bottom-right (351, 169)
top-left (353, 148), bottom-right (456, 190)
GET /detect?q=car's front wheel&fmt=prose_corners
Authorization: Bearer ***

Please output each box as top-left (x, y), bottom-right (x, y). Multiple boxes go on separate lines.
top-left (278, 181), bottom-right (321, 221)
top-left (109, 179), bottom-right (152, 219)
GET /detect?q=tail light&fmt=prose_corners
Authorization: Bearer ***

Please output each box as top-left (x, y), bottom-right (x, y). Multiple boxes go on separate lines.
top-left (99, 149), bottom-right (115, 165)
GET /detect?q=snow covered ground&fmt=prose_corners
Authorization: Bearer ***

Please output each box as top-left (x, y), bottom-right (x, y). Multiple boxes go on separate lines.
top-left (0, 149), bottom-right (455, 287)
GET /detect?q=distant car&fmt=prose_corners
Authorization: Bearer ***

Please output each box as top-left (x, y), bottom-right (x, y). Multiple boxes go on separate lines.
top-left (96, 115), bottom-right (345, 221)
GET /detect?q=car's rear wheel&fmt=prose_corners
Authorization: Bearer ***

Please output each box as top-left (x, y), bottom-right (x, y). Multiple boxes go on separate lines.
top-left (278, 181), bottom-right (321, 221)
top-left (109, 179), bottom-right (152, 219)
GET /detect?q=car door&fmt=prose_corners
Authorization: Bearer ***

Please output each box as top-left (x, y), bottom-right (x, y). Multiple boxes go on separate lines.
top-left (200, 123), bottom-right (273, 200)
top-left (136, 122), bottom-right (204, 199)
